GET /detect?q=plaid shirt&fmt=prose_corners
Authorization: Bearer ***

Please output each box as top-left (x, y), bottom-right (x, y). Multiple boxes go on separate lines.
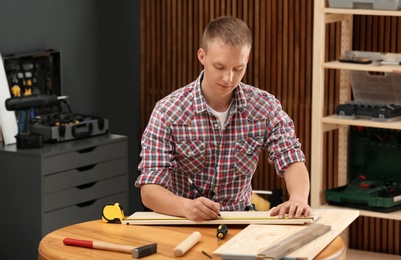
top-left (136, 72), bottom-right (305, 211)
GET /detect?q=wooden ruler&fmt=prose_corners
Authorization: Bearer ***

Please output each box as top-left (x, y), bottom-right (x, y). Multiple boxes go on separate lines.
top-left (256, 223), bottom-right (331, 260)
top-left (122, 211), bottom-right (318, 225)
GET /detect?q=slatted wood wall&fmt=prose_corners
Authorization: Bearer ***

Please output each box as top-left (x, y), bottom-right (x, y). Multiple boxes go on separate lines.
top-left (140, 0), bottom-right (400, 255)
top-left (140, 0), bottom-right (313, 194)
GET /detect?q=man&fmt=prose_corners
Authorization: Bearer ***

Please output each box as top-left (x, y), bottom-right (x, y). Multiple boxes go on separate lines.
top-left (135, 16), bottom-right (311, 221)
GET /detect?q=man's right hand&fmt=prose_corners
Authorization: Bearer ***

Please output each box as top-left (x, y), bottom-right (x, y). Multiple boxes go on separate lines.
top-left (182, 197), bottom-right (221, 221)
top-left (140, 184), bottom-right (220, 221)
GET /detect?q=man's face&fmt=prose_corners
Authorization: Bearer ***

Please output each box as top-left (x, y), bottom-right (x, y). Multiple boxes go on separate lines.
top-left (198, 40), bottom-right (250, 99)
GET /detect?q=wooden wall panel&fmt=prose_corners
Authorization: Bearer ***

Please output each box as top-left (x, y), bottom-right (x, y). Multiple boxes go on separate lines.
top-left (141, 0), bottom-right (313, 195)
top-left (141, 1), bottom-right (400, 255)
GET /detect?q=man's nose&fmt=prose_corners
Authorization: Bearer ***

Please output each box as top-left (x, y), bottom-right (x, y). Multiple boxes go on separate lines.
top-left (222, 70), bottom-right (233, 83)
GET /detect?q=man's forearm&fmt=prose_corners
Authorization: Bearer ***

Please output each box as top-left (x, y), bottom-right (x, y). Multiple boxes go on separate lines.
top-left (283, 162), bottom-right (310, 202)
top-left (140, 184), bottom-right (187, 217)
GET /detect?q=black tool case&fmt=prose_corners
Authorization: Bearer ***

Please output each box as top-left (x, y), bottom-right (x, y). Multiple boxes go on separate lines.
top-left (3, 50), bottom-right (109, 143)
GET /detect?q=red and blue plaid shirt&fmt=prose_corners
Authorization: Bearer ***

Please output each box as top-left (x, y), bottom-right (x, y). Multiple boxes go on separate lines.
top-left (136, 72), bottom-right (305, 211)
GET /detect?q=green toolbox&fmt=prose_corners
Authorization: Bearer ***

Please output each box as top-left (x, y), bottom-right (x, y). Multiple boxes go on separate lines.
top-left (325, 126), bottom-right (401, 212)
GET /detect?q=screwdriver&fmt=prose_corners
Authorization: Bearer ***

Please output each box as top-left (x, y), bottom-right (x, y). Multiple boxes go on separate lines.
top-left (216, 224), bottom-right (228, 243)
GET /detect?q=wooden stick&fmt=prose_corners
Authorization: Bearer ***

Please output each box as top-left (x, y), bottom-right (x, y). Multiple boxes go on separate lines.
top-left (256, 223), bottom-right (331, 260)
top-left (173, 231), bottom-right (202, 256)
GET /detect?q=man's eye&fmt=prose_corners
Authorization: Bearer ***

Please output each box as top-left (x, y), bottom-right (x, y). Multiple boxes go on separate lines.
top-left (215, 66), bottom-right (224, 70)
top-left (235, 67), bottom-right (243, 71)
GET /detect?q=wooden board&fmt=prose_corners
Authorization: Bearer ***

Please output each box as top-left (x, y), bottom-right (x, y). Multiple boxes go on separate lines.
top-left (213, 208), bottom-right (359, 260)
top-left (122, 211), bottom-right (319, 225)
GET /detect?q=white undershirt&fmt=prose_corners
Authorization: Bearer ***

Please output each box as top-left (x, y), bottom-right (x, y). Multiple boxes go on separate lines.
top-left (207, 103), bottom-right (231, 129)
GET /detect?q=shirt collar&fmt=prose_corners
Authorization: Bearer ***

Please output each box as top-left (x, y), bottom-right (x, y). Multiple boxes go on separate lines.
top-left (193, 71), bottom-right (248, 115)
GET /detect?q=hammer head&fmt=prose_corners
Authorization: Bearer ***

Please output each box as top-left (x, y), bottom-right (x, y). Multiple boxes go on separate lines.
top-left (132, 243), bottom-right (157, 258)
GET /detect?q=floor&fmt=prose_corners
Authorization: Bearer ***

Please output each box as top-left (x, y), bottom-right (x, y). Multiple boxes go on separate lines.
top-left (346, 249), bottom-right (401, 260)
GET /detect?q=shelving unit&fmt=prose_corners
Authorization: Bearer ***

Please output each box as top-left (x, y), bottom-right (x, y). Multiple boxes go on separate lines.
top-left (311, 1), bottom-right (401, 258)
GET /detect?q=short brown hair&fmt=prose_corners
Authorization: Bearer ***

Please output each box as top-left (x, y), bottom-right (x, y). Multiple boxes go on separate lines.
top-left (202, 16), bottom-right (252, 52)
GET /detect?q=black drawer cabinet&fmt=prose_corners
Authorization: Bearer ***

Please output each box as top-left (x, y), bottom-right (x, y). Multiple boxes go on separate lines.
top-left (0, 134), bottom-right (129, 259)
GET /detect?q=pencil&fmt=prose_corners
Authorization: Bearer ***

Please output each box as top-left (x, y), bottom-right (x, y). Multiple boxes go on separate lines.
top-left (188, 177), bottom-right (221, 217)
top-left (188, 177), bottom-right (206, 197)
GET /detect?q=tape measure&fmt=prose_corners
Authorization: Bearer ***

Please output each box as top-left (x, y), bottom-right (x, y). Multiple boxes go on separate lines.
top-left (102, 202), bottom-right (124, 223)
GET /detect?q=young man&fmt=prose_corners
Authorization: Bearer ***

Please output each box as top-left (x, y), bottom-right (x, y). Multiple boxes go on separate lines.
top-left (135, 16), bottom-right (311, 221)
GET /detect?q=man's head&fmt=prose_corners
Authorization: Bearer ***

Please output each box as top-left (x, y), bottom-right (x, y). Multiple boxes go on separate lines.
top-left (198, 16), bottom-right (252, 107)
top-left (201, 16), bottom-right (252, 52)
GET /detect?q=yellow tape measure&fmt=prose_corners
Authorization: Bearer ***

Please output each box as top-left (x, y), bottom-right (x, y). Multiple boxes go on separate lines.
top-left (102, 202), bottom-right (124, 223)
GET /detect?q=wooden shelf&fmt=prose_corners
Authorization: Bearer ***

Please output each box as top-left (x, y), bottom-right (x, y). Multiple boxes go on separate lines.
top-left (319, 204), bottom-right (401, 221)
top-left (323, 60), bottom-right (401, 73)
top-left (321, 115), bottom-right (401, 131)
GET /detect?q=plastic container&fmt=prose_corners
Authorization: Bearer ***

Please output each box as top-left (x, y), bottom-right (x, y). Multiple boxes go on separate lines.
top-left (350, 71), bottom-right (401, 106)
top-left (328, 0), bottom-right (401, 10)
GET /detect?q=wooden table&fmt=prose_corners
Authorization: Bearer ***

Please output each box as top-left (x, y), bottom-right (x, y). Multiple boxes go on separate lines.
top-left (38, 219), bottom-right (346, 260)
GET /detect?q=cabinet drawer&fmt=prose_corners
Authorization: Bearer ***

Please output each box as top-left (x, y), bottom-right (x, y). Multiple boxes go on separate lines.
top-left (43, 141), bottom-right (127, 175)
top-left (44, 157), bottom-right (127, 193)
top-left (43, 192), bottom-right (127, 235)
top-left (44, 175), bottom-right (127, 212)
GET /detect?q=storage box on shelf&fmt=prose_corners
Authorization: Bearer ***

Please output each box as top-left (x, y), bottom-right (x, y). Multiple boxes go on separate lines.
top-left (328, 0), bottom-right (401, 11)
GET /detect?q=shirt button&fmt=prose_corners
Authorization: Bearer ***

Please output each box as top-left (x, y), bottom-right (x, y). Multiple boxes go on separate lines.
top-left (214, 124), bottom-right (219, 128)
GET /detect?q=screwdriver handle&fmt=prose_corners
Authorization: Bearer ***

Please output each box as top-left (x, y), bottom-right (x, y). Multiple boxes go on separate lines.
top-left (217, 224), bottom-right (228, 239)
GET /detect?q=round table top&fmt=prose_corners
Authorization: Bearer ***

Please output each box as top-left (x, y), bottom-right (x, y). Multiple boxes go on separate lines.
top-left (38, 220), bottom-right (345, 260)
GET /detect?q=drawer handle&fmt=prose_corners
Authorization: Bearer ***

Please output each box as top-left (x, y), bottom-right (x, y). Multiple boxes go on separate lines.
top-left (77, 146), bottom-right (97, 154)
top-left (76, 200), bottom-right (96, 208)
top-left (76, 182), bottom-right (96, 189)
top-left (76, 164), bottom-right (97, 172)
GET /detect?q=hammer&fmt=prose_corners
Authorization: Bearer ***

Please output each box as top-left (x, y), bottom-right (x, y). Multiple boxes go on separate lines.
top-left (373, 59), bottom-right (401, 67)
top-left (63, 238), bottom-right (157, 258)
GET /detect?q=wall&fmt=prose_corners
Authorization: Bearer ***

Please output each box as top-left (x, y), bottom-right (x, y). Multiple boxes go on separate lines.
top-left (140, 0), bottom-right (314, 193)
top-left (0, 0), bottom-right (142, 215)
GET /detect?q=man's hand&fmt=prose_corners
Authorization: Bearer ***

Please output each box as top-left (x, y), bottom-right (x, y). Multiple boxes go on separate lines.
top-left (182, 197), bottom-right (221, 221)
top-left (270, 162), bottom-right (311, 218)
top-left (141, 184), bottom-right (220, 221)
top-left (269, 197), bottom-right (311, 219)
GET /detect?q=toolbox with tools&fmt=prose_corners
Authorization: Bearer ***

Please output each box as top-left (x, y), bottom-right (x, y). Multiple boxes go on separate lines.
top-left (325, 128), bottom-right (401, 213)
top-left (3, 50), bottom-right (109, 147)
top-left (335, 51), bottom-right (401, 122)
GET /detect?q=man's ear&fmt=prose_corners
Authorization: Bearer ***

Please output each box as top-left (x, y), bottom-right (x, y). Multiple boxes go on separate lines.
top-left (197, 48), bottom-right (205, 65)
